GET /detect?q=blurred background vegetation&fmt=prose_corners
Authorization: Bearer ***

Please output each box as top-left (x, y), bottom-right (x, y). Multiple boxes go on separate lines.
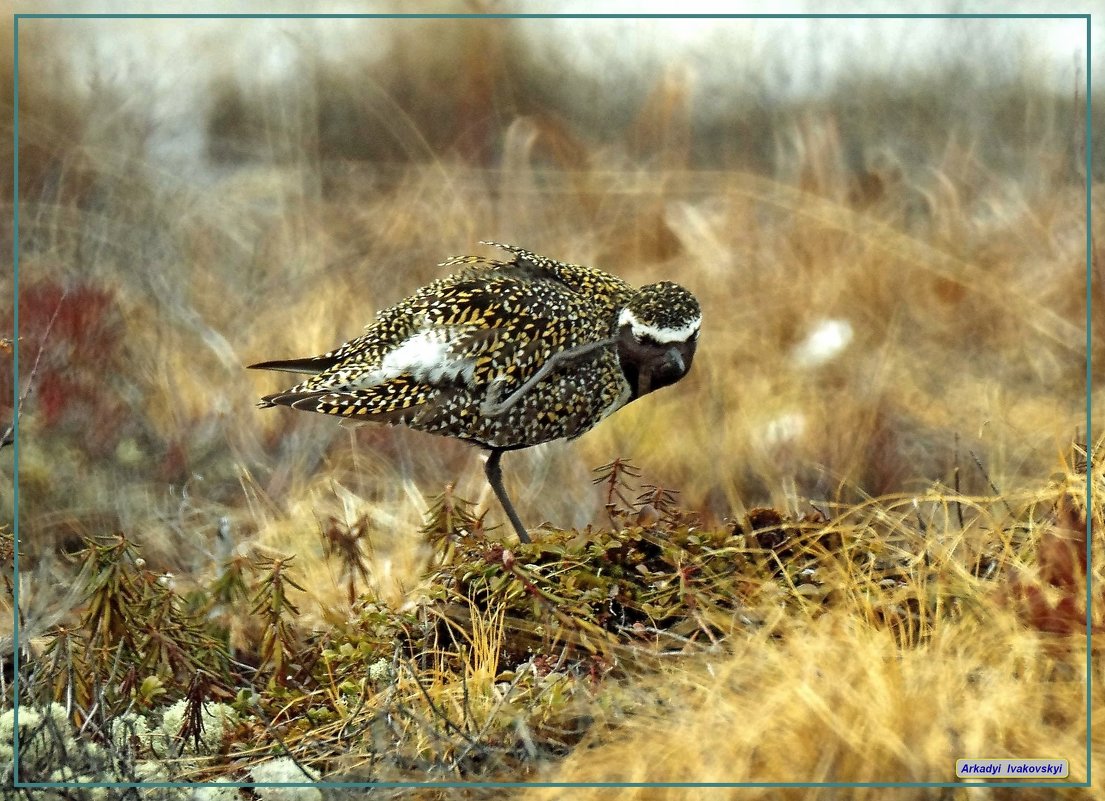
top-left (0, 4), bottom-right (1101, 792)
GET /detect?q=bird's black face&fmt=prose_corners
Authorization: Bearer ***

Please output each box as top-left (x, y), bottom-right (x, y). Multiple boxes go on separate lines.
top-left (614, 281), bottom-right (701, 400)
top-left (616, 325), bottom-right (697, 399)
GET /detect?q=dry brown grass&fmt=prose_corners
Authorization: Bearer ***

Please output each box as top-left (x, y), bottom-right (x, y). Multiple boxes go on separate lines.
top-left (525, 611), bottom-right (1094, 798)
top-left (2, 14), bottom-right (1100, 793)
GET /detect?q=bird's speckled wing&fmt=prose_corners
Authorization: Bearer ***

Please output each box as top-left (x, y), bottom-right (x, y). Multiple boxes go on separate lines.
top-left (256, 268), bottom-right (632, 449)
top-left (472, 242), bottom-right (635, 323)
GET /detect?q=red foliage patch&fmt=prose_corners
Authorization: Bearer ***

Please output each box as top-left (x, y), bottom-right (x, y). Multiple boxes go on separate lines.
top-left (1, 280), bottom-right (127, 451)
top-left (1001, 494), bottom-right (1101, 637)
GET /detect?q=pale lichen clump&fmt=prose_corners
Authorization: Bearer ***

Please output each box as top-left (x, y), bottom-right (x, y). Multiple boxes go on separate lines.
top-left (0, 703), bottom-right (108, 787)
top-left (250, 756), bottom-right (322, 800)
top-left (191, 779), bottom-right (245, 801)
top-left (146, 699), bottom-right (240, 757)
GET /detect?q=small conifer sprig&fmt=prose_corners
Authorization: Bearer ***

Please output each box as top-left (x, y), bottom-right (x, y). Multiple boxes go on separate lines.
top-left (320, 515), bottom-right (372, 608)
top-left (591, 457), bottom-right (642, 527)
top-left (422, 483), bottom-right (485, 545)
top-left (250, 555), bottom-right (305, 686)
top-left (39, 535), bottom-right (230, 719)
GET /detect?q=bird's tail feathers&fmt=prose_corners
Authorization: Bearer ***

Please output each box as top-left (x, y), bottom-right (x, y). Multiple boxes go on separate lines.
top-left (248, 356), bottom-right (338, 374)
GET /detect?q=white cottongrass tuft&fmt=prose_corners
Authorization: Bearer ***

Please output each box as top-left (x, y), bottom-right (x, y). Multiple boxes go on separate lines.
top-left (791, 318), bottom-right (854, 368)
top-left (757, 411), bottom-right (808, 449)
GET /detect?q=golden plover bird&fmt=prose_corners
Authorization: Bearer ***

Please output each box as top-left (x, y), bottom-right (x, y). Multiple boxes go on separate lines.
top-left (249, 242), bottom-right (701, 543)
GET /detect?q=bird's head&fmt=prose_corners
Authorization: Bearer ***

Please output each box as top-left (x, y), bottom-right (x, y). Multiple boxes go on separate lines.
top-left (616, 282), bottom-right (701, 399)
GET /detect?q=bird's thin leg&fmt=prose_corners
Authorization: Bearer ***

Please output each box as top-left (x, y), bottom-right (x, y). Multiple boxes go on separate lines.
top-left (484, 449), bottom-right (531, 543)
top-left (481, 337), bottom-right (617, 417)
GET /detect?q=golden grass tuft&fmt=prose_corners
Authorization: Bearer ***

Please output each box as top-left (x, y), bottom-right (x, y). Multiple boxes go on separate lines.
top-left (530, 610), bottom-right (1093, 797)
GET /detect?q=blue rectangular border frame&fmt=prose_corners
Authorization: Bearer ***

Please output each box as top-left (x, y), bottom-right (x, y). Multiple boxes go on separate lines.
top-left (10, 11), bottom-right (1094, 791)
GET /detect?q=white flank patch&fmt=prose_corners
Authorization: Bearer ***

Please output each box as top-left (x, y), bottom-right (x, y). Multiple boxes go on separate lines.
top-left (791, 318), bottom-right (854, 368)
top-left (360, 329), bottom-right (476, 386)
top-left (618, 308), bottom-right (701, 344)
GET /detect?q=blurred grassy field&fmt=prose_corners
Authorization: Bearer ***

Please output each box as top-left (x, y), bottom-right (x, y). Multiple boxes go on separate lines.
top-left (2, 14), bottom-right (1102, 794)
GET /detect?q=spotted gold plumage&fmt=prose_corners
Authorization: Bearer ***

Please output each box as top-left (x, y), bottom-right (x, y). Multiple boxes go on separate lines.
top-left (250, 241), bottom-right (701, 542)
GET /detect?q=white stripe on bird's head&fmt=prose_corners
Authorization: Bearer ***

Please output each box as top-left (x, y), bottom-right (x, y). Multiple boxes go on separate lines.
top-left (618, 308), bottom-right (701, 344)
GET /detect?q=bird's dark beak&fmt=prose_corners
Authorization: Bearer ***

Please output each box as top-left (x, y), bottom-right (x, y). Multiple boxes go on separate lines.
top-left (638, 347), bottom-right (689, 396)
top-left (666, 348), bottom-right (685, 374)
